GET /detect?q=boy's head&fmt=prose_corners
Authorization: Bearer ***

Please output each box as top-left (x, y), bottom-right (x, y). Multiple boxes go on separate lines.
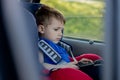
top-left (35, 4), bottom-right (65, 43)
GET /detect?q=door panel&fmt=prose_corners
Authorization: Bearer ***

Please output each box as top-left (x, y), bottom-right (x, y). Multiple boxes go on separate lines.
top-left (62, 37), bottom-right (105, 57)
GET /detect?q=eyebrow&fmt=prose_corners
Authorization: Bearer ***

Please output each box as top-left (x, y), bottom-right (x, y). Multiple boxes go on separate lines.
top-left (56, 26), bottom-right (64, 29)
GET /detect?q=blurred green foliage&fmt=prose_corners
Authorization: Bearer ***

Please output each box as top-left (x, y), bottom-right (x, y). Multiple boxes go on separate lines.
top-left (40, 0), bottom-right (105, 41)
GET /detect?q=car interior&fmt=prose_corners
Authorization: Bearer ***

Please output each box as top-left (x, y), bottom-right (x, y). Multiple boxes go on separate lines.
top-left (1, 0), bottom-right (105, 79)
top-left (21, 0), bottom-right (105, 58)
top-left (1, 0), bottom-right (104, 79)
top-left (2, 0), bottom-right (120, 80)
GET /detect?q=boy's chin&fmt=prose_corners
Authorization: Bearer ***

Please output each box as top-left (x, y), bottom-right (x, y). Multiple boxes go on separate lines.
top-left (54, 41), bottom-right (59, 44)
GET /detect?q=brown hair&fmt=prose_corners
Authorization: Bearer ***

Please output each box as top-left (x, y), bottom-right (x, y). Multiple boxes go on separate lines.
top-left (35, 4), bottom-right (65, 27)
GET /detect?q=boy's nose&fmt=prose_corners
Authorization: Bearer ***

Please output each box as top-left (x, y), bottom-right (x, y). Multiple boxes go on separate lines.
top-left (59, 31), bottom-right (63, 36)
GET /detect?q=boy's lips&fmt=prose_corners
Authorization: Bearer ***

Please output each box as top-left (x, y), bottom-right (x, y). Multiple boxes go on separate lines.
top-left (57, 38), bottom-right (61, 40)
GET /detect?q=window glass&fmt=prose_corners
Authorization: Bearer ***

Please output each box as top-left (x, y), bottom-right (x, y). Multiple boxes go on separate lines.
top-left (41, 0), bottom-right (105, 41)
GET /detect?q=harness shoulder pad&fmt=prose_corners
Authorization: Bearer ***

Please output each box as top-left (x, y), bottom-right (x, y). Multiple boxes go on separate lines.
top-left (58, 41), bottom-right (72, 53)
top-left (38, 40), bottom-right (62, 64)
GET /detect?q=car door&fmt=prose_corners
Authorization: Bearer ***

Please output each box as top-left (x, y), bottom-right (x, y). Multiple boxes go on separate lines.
top-left (62, 37), bottom-right (105, 57)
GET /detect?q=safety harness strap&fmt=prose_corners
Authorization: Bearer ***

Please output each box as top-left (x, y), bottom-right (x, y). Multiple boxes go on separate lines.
top-left (58, 41), bottom-right (78, 62)
top-left (38, 40), bottom-right (62, 64)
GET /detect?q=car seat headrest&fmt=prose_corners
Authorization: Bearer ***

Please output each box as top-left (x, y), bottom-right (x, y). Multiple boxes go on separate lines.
top-left (20, 2), bottom-right (41, 15)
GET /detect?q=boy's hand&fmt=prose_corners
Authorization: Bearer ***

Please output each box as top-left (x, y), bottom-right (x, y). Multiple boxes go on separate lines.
top-left (61, 62), bottom-right (79, 69)
top-left (79, 58), bottom-right (93, 64)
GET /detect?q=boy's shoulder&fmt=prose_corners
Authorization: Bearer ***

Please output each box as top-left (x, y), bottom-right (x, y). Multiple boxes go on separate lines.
top-left (38, 40), bottom-right (62, 64)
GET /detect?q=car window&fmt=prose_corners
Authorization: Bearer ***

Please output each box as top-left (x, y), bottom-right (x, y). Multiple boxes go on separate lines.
top-left (40, 0), bottom-right (105, 41)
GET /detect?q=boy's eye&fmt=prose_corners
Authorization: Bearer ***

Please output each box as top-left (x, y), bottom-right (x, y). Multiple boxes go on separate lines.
top-left (54, 29), bottom-right (58, 31)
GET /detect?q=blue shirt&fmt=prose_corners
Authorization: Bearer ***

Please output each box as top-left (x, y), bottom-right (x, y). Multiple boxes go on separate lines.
top-left (39, 38), bottom-right (70, 64)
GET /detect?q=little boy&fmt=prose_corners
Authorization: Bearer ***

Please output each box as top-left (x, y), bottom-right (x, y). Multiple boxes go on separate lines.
top-left (35, 4), bottom-right (102, 80)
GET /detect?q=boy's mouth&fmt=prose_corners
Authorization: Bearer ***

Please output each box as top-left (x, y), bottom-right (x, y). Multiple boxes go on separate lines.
top-left (56, 38), bottom-right (61, 41)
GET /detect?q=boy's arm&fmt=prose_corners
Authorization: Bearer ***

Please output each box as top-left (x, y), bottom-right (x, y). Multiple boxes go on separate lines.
top-left (43, 61), bottom-right (79, 70)
top-left (39, 51), bottom-right (62, 70)
top-left (39, 51), bottom-right (60, 70)
top-left (39, 51), bottom-right (79, 70)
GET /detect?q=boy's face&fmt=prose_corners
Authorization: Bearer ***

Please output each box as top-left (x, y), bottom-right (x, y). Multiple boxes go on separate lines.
top-left (38, 18), bottom-right (64, 43)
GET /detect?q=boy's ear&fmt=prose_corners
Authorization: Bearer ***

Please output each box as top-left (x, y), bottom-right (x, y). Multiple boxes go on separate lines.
top-left (38, 25), bottom-right (45, 34)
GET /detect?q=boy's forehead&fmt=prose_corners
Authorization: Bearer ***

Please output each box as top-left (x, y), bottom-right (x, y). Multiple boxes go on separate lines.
top-left (49, 17), bottom-right (64, 24)
top-left (46, 18), bottom-right (64, 28)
